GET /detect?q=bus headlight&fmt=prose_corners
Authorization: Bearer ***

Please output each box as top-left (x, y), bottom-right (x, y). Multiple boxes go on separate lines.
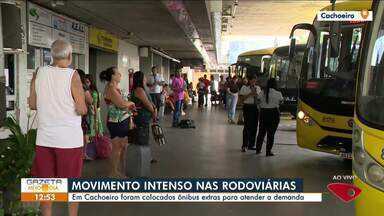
top-left (297, 110), bottom-right (314, 125)
top-left (353, 124), bottom-right (384, 192)
top-left (298, 111), bottom-right (305, 120)
top-left (367, 164), bottom-right (384, 183)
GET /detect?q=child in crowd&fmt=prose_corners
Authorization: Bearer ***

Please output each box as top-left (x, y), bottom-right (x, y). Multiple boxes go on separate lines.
top-left (162, 83), bottom-right (175, 112)
top-left (187, 82), bottom-right (196, 104)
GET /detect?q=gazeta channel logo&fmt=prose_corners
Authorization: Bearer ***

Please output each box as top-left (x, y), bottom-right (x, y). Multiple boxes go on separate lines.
top-left (317, 10), bottom-right (372, 22)
top-left (21, 178), bottom-right (68, 193)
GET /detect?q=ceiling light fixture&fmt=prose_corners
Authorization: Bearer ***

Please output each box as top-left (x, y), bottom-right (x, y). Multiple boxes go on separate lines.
top-left (51, 0), bottom-right (65, 8)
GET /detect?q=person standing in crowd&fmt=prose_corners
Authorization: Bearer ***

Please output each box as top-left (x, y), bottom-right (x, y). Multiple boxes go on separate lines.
top-left (182, 73), bottom-right (189, 115)
top-left (147, 66), bottom-right (164, 111)
top-left (239, 76), bottom-right (261, 152)
top-left (256, 78), bottom-right (283, 156)
top-left (187, 82), bottom-right (195, 104)
top-left (210, 75), bottom-right (217, 104)
top-left (196, 77), bottom-right (206, 110)
top-left (182, 73), bottom-right (189, 90)
top-left (28, 39), bottom-right (87, 216)
top-left (100, 67), bottom-right (135, 138)
top-left (224, 76), bottom-right (231, 109)
top-left (130, 71), bottom-right (158, 175)
top-left (237, 78), bottom-right (247, 125)
top-left (128, 68), bottom-right (134, 93)
top-left (169, 74), bottom-right (174, 86)
top-left (162, 83), bottom-right (175, 112)
top-left (159, 84), bottom-right (166, 119)
top-left (85, 74), bottom-right (104, 141)
top-left (227, 76), bottom-right (239, 124)
top-left (76, 69), bottom-right (94, 160)
top-left (219, 75), bottom-right (226, 106)
top-left (172, 70), bottom-right (185, 127)
top-left (203, 74), bottom-right (210, 106)
top-left (100, 66), bottom-right (135, 173)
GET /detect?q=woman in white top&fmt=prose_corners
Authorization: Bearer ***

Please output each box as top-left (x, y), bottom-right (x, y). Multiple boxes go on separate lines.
top-left (239, 77), bottom-right (261, 152)
top-left (256, 78), bottom-right (283, 156)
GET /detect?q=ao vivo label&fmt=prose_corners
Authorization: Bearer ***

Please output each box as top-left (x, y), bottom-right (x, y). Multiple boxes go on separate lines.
top-left (327, 183), bottom-right (361, 203)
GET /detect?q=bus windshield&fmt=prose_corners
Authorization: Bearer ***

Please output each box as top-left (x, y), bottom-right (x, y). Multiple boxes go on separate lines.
top-left (302, 21), bottom-right (364, 101)
top-left (271, 51), bottom-right (304, 89)
top-left (238, 54), bottom-right (271, 73)
top-left (357, 7), bottom-right (384, 128)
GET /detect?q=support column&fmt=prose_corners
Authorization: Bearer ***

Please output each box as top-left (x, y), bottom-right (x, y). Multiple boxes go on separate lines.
top-left (0, 3), bottom-right (5, 129)
top-left (17, 0), bottom-right (29, 132)
top-left (139, 46), bottom-right (152, 74)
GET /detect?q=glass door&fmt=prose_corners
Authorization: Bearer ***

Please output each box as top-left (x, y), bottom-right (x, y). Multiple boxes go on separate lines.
top-left (4, 53), bottom-right (16, 116)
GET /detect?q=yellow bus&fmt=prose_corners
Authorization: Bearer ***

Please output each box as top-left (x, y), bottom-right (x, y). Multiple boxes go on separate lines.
top-left (234, 48), bottom-right (275, 82)
top-left (289, 1), bottom-right (372, 158)
top-left (353, 0), bottom-right (384, 214)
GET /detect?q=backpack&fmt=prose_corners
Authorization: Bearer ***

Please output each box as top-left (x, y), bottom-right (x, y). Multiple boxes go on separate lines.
top-left (178, 119), bottom-right (196, 129)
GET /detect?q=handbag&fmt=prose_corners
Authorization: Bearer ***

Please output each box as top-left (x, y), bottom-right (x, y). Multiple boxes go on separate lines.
top-left (92, 106), bottom-right (112, 159)
top-left (95, 135), bottom-right (112, 159)
top-left (151, 123), bottom-right (166, 146)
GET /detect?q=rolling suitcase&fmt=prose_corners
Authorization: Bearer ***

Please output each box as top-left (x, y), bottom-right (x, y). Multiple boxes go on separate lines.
top-left (121, 144), bottom-right (151, 177)
top-left (120, 114), bottom-right (152, 177)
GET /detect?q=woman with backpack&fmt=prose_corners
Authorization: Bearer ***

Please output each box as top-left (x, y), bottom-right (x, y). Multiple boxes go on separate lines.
top-left (255, 78), bottom-right (283, 156)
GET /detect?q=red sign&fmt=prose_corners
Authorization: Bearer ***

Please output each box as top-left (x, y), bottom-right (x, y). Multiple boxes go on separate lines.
top-left (305, 81), bottom-right (320, 89)
top-left (327, 183), bottom-right (362, 203)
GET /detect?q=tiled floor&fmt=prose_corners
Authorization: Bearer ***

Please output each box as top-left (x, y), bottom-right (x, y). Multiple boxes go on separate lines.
top-left (54, 106), bottom-right (353, 216)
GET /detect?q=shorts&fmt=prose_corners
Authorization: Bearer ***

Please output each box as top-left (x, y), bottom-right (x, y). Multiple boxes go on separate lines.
top-left (107, 118), bottom-right (129, 139)
top-left (31, 146), bottom-right (83, 178)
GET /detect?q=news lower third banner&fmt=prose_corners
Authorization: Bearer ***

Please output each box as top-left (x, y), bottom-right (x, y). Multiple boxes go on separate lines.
top-left (21, 178), bottom-right (322, 202)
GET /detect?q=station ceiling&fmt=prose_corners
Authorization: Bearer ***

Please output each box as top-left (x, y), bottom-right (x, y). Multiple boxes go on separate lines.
top-left (31, 0), bottom-right (213, 60)
top-left (31, 0), bottom-right (331, 63)
top-left (226, 0), bottom-right (330, 39)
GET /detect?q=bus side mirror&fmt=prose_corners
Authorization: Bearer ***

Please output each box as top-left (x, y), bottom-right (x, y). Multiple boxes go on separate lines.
top-left (260, 55), bottom-right (271, 74)
top-left (289, 38), bottom-right (296, 60)
top-left (288, 23), bottom-right (317, 60)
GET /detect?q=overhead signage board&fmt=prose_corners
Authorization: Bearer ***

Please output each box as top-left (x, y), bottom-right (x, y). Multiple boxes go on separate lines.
top-left (89, 27), bottom-right (119, 52)
top-left (27, 2), bottom-right (87, 54)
